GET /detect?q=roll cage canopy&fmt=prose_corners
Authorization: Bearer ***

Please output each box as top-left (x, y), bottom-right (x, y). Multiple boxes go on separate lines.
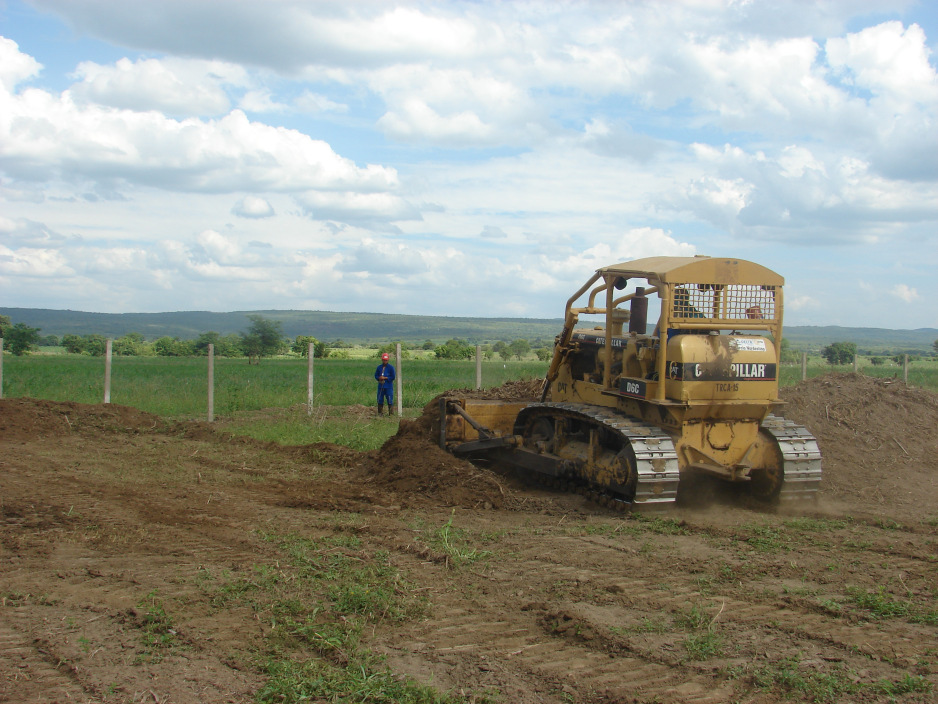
top-left (544, 255), bottom-right (786, 402)
top-left (597, 255), bottom-right (784, 288)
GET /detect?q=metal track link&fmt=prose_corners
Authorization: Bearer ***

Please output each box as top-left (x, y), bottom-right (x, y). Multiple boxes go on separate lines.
top-left (520, 402), bottom-right (681, 507)
top-left (762, 414), bottom-right (823, 502)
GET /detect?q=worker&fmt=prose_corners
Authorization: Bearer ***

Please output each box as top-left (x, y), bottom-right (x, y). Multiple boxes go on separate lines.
top-left (668, 287), bottom-right (706, 340)
top-left (374, 352), bottom-right (396, 416)
top-left (673, 287), bottom-right (704, 318)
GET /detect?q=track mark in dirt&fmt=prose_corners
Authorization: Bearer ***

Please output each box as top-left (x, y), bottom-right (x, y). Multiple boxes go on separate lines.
top-left (384, 551), bottom-right (738, 704)
top-left (0, 614), bottom-right (94, 704)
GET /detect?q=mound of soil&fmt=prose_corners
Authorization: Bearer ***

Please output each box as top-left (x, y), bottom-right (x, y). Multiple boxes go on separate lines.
top-left (0, 398), bottom-right (165, 442)
top-left (780, 373), bottom-right (938, 519)
top-left (362, 419), bottom-right (510, 509)
top-left (356, 380), bottom-right (543, 510)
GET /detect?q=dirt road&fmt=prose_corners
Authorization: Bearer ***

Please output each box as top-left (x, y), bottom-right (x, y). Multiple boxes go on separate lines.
top-left (2, 373), bottom-right (936, 703)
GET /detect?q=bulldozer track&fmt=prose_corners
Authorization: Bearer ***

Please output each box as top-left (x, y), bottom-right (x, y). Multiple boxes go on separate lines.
top-left (512, 405), bottom-right (821, 507)
top-left (762, 414), bottom-right (823, 502)
top-left (517, 402), bottom-right (681, 506)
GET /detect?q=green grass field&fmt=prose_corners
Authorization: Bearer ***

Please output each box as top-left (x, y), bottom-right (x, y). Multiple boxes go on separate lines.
top-left (3, 353), bottom-right (935, 449)
top-left (1, 355), bottom-right (549, 416)
top-left (779, 357), bottom-right (938, 391)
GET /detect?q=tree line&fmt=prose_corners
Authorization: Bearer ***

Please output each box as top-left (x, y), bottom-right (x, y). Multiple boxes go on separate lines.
top-left (0, 314), bottom-right (325, 361)
top-left (818, 340), bottom-right (936, 365)
top-left (0, 314), bottom-right (552, 362)
top-left (9, 313), bottom-right (931, 364)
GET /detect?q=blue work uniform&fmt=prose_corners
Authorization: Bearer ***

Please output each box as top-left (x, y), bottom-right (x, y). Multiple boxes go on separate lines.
top-left (375, 362), bottom-right (396, 407)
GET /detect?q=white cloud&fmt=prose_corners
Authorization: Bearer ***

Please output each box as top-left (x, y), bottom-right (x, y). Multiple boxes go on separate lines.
top-left (69, 57), bottom-right (242, 116)
top-left (339, 237), bottom-right (430, 276)
top-left (373, 66), bottom-right (527, 146)
top-left (670, 141), bottom-right (938, 240)
top-left (0, 244), bottom-right (73, 277)
top-left (295, 191), bottom-right (420, 226)
top-left (238, 89), bottom-right (289, 113)
top-left (85, 246), bottom-right (148, 274)
top-left (826, 22), bottom-right (938, 179)
top-left (826, 22), bottom-right (938, 104)
top-left (0, 216), bottom-right (67, 247)
top-left (0, 41), bottom-right (404, 221)
top-left (0, 36), bottom-right (42, 90)
top-left (185, 260), bottom-right (268, 282)
top-left (232, 195), bottom-right (275, 219)
top-left (197, 229), bottom-right (246, 265)
top-left (541, 228), bottom-right (695, 282)
top-left (890, 284), bottom-right (919, 302)
top-left (785, 295), bottom-right (819, 312)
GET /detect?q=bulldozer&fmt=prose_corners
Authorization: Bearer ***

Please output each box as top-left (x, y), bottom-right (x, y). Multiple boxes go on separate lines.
top-left (438, 255), bottom-right (821, 508)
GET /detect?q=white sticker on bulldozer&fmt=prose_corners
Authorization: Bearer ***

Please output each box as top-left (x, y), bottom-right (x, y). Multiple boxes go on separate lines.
top-left (731, 337), bottom-right (767, 352)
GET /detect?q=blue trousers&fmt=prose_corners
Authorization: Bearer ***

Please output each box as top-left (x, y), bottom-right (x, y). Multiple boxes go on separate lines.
top-left (377, 387), bottom-right (393, 406)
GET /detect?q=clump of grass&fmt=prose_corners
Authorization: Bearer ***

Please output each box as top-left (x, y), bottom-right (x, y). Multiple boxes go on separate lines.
top-left (741, 525), bottom-right (790, 553)
top-left (135, 590), bottom-right (178, 663)
top-left (257, 656), bottom-right (474, 704)
top-left (875, 518), bottom-right (904, 531)
top-left (675, 603), bottom-right (711, 630)
top-left (683, 631), bottom-right (724, 660)
top-left (576, 521), bottom-right (621, 536)
top-left (745, 657), bottom-right (932, 703)
top-left (846, 585), bottom-right (938, 625)
top-left (676, 602), bottom-right (725, 661)
top-left (750, 658), bottom-right (861, 702)
top-left (872, 673), bottom-right (933, 697)
top-left (817, 597), bottom-right (842, 616)
top-left (429, 510), bottom-right (494, 568)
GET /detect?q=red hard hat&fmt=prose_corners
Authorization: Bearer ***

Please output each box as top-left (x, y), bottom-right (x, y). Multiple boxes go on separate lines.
top-left (381, 353), bottom-right (389, 360)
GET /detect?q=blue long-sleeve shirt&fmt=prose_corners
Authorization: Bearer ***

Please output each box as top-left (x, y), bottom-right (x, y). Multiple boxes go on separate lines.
top-left (375, 362), bottom-right (396, 389)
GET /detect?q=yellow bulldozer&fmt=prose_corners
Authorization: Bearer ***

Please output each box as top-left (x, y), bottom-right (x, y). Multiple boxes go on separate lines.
top-left (439, 255), bottom-right (821, 508)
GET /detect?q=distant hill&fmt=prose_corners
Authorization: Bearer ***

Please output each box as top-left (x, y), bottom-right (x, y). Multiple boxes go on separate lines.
top-left (2, 307), bottom-right (936, 353)
top-left (0, 308), bottom-right (564, 346)
top-left (782, 326), bottom-right (938, 354)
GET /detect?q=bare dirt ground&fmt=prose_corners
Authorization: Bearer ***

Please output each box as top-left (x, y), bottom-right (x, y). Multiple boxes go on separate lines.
top-left (2, 373), bottom-right (937, 703)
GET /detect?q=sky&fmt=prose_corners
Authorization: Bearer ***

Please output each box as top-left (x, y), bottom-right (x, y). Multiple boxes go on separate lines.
top-left (1, 0), bottom-right (937, 330)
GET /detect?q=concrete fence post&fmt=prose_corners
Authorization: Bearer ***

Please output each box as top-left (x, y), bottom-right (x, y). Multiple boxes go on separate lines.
top-left (396, 343), bottom-right (403, 417)
top-left (307, 342), bottom-right (315, 415)
top-left (801, 351), bottom-right (807, 381)
top-left (476, 345), bottom-right (482, 390)
top-left (104, 339), bottom-right (112, 404)
top-left (207, 344), bottom-right (214, 422)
